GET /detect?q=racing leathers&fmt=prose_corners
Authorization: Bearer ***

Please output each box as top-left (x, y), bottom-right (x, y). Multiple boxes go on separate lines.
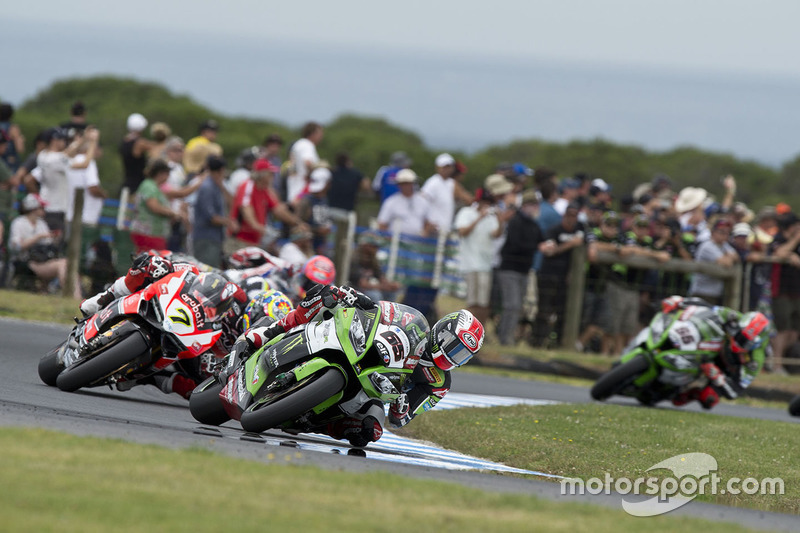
top-left (658, 296), bottom-right (769, 409)
top-left (80, 252), bottom-right (249, 398)
top-left (227, 283), bottom-right (454, 446)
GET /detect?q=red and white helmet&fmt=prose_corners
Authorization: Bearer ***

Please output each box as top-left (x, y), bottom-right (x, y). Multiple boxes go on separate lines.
top-left (299, 255), bottom-right (336, 290)
top-left (227, 247), bottom-right (272, 270)
top-left (429, 310), bottom-right (485, 371)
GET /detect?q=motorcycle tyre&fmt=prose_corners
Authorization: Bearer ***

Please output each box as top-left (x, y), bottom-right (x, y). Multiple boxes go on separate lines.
top-left (240, 368), bottom-right (345, 434)
top-left (56, 330), bottom-right (149, 392)
top-left (788, 395), bottom-right (800, 417)
top-left (591, 354), bottom-right (650, 401)
top-left (38, 346), bottom-right (66, 387)
top-left (189, 377), bottom-right (231, 426)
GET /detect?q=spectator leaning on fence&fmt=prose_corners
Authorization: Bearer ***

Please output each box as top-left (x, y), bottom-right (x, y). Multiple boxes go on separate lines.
top-left (533, 201), bottom-right (585, 347)
top-left (229, 158), bottom-right (304, 252)
top-left (66, 133), bottom-right (106, 227)
top-left (496, 189), bottom-right (544, 346)
top-left (688, 218), bottom-right (738, 306)
top-left (585, 211), bottom-right (640, 355)
top-left (766, 211), bottom-right (800, 374)
top-left (129, 159), bottom-right (183, 253)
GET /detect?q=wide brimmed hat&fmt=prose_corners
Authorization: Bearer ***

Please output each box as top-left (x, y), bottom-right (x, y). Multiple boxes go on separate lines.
top-left (675, 187), bottom-right (708, 213)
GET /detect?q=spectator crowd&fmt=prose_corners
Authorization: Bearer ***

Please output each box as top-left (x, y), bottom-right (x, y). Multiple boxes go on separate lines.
top-left (0, 99), bottom-right (797, 374)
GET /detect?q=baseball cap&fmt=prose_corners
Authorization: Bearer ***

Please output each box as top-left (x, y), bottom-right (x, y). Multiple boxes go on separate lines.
top-left (395, 169), bottom-right (418, 183)
top-left (732, 223), bottom-right (752, 237)
top-left (513, 163), bottom-right (534, 177)
top-left (252, 158), bottom-right (279, 173)
top-left (591, 178), bottom-right (612, 193)
top-left (126, 113), bottom-right (147, 132)
top-left (308, 167), bottom-right (332, 193)
top-left (435, 153), bottom-right (455, 167)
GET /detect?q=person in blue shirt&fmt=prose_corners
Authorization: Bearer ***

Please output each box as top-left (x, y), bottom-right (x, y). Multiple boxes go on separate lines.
top-left (193, 156), bottom-right (238, 268)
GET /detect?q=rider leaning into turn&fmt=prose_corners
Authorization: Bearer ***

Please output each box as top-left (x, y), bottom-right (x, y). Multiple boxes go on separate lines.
top-left (659, 295), bottom-right (772, 409)
top-left (80, 251), bottom-right (249, 398)
top-left (226, 283), bottom-right (485, 447)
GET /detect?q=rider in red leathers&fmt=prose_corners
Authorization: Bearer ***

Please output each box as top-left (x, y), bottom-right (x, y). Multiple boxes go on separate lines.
top-left (80, 251), bottom-right (249, 398)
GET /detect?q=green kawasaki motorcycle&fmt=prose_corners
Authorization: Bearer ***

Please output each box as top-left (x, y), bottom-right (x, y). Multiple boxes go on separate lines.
top-left (590, 307), bottom-right (732, 408)
top-left (189, 301), bottom-right (427, 438)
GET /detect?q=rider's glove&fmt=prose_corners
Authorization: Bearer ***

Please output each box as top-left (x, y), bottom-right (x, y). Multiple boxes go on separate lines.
top-left (333, 285), bottom-right (359, 306)
top-left (700, 362), bottom-right (738, 400)
top-left (388, 393), bottom-right (412, 428)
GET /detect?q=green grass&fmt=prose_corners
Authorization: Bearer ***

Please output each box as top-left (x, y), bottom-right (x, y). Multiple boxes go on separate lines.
top-left (0, 427), bottom-right (763, 532)
top-left (0, 289), bottom-right (80, 324)
top-left (396, 402), bottom-right (800, 514)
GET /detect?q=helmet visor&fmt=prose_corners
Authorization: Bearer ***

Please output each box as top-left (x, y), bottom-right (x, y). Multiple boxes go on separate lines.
top-left (439, 334), bottom-right (474, 368)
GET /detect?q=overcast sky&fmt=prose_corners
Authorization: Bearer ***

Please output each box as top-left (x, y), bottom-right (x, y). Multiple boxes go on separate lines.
top-left (7, 0), bottom-right (800, 80)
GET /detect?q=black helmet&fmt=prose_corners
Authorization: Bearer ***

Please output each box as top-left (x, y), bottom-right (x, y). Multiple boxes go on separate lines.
top-left (189, 273), bottom-right (237, 323)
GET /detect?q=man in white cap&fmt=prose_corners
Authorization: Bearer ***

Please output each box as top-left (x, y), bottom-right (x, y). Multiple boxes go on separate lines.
top-left (421, 153), bottom-right (458, 234)
top-left (120, 113), bottom-right (153, 193)
top-left (377, 169), bottom-right (433, 236)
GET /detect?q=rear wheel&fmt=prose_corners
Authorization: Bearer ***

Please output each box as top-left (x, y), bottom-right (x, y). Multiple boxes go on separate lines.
top-left (38, 345), bottom-right (66, 387)
top-left (189, 377), bottom-right (230, 426)
top-left (56, 331), bottom-right (150, 392)
top-left (240, 368), bottom-right (345, 434)
top-left (789, 395), bottom-right (800, 417)
top-left (591, 354), bottom-right (650, 401)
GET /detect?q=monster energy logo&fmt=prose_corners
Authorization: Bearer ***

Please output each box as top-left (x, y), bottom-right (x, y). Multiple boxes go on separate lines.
top-left (282, 336), bottom-right (304, 354)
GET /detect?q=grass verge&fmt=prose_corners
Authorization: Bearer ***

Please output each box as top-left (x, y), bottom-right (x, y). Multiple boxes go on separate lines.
top-left (0, 289), bottom-right (79, 325)
top-left (396, 402), bottom-right (799, 514)
top-left (0, 427), bottom-right (762, 532)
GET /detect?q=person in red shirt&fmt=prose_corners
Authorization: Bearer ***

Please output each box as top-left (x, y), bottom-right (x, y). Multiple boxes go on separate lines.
top-left (230, 158), bottom-right (307, 250)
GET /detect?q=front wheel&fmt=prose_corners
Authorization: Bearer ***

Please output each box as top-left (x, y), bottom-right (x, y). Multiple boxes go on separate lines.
top-left (591, 354), bottom-right (650, 401)
top-left (38, 345), bottom-right (66, 386)
top-left (56, 330), bottom-right (150, 392)
top-left (240, 368), bottom-right (345, 434)
top-left (189, 377), bottom-right (230, 426)
top-left (789, 395), bottom-right (800, 417)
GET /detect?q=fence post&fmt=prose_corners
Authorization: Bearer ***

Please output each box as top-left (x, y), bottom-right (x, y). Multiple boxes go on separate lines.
top-left (386, 231), bottom-right (401, 281)
top-left (116, 187), bottom-right (130, 230)
top-left (724, 265), bottom-right (742, 311)
top-left (561, 245), bottom-right (587, 350)
top-left (334, 211), bottom-right (357, 285)
top-left (741, 263), bottom-right (753, 311)
top-left (431, 230), bottom-right (448, 290)
top-left (64, 189), bottom-right (83, 299)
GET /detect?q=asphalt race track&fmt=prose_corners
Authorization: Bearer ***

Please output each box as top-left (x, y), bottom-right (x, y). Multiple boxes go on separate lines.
top-left (1, 317), bottom-right (797, 531)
